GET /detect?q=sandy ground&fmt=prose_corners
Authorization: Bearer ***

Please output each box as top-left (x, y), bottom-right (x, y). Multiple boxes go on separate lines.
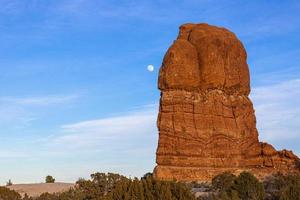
top-left (7, 183), bottom-right (74, 197)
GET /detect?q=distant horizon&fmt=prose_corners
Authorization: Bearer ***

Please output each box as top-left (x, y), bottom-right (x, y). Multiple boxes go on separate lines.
top-left (0, 0), bottom-right (300, 184)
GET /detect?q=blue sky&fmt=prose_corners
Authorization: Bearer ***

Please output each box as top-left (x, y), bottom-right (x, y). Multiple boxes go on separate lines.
top-left (0, 0), bottom-right (300, 184)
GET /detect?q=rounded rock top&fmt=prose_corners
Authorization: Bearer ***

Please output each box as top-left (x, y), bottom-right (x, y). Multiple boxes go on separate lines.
top-left (159, 23), bottom-right (250, 95)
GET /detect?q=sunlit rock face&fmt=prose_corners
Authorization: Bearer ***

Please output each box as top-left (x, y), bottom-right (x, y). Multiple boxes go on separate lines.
top-left (154, 23), bottom-right (300, 181)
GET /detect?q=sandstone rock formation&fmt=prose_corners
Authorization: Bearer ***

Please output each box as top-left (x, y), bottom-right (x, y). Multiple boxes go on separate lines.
top-left (154, 23), bottom-right (300, 181)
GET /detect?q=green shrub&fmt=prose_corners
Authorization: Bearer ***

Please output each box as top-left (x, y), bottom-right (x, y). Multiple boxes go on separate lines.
top-left (22, 193), bottom-right (32, 200)
top-left (211, 171), bottom-right (265, 200)
top-left (0, 187), bottom-right (22, 200)
top-left (280, 184), bottom-right (300, 200)
top-left (212, 172), bottom-right (236, 192)
top-left (45, 175), bottom-right (55, 183)
top-left (264, 173), bottom-right (300, 200)
top-left (35, 193), bottom-right (58, 200)
top-left (278, 173), bottom-right (300, 200)
top-left (6, 179), bottom-right (13, 186)
top-left (232, 171), bottom-right (265, 200)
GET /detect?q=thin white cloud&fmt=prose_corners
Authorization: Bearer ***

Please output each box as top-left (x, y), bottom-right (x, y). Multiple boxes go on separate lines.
top-left (238, 16), bottom-right (299, 40)
top-left (53, 105), bottom-right (158, 149)
top-left (48, 80), bottom-right (300, 154)
top-left (0, 150), bottom-right (30, 159)
top-left (251, 79), bottom-right (300, 143)
top-left (0, 95), bottom-right (78, 106)
top-left (0, 94), bottom-right (79, 129)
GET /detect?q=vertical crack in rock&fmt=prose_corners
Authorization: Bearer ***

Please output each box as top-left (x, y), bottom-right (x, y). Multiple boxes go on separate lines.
top-left (154, 23), bottom-right (300, 181)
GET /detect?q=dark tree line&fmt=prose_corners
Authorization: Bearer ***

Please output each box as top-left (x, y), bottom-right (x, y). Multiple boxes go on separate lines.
top-left (1, 171), bottom-right (300, 200)
top-left (1, 173), bottom-right (195, 200)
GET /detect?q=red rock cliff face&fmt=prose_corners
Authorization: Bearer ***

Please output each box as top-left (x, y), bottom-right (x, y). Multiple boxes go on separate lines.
top-left (154, 23), bottom-right (300, 181)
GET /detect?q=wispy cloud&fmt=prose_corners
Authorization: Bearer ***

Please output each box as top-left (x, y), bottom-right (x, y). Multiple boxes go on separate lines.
top-left (0, 95), bottom-right (78, 106)
top-left (53, 104), bottom-right (158, 149)
top-left (0, 94), bottom-right (79, 129)
top-left (238, 15), bottom-right (300, 40)
top-left (251, 79), bottom-right (300, 152)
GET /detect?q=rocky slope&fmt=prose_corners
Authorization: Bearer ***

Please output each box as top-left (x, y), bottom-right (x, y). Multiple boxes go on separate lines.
top-left (154, 23), bottom-right (300, 181)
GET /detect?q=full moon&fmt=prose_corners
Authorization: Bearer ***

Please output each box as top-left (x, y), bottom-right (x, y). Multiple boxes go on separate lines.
top-left (147, 64), bottom-right (154, 72)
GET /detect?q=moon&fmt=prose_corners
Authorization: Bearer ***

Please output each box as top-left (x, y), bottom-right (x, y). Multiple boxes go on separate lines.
top-left (147, 64), bottom-right (154, 72)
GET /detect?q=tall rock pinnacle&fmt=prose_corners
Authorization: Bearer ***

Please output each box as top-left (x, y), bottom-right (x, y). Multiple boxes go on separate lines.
top-left (154, 23), bottom-right (299, 181)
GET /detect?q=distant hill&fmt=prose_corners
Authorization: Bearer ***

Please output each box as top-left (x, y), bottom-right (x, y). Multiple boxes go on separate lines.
top-left (7, 183), bottom-right (74, 197)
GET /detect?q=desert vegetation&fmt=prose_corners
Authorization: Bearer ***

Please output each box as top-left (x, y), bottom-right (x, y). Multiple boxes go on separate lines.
top-left (1, 171), bottom-right (300, 200)
top-left (208, 171), bottom-right (265, 200)
top-left (6, 179), bottom-right (13, 186)
top-left (2, 172), bottom-right (195, 200)
top-left (196, 171), bottom-right (300, 200)
top-left (45, 176), bottom-right (56, 184)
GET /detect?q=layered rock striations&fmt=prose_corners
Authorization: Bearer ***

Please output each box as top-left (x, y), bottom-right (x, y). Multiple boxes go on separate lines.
top-left (154, 23), bottom-right (299, 181)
